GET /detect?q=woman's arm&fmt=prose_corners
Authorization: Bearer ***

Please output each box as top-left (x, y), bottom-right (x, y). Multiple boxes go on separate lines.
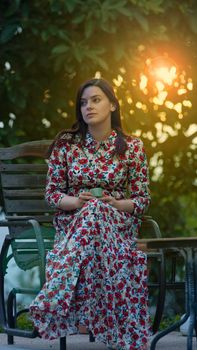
top-left (58, 192), bottom-right (94, 210)
top-left (45, 141), bottom-right (68, 208)
top-left (101, 138), bottom-right (150, 214)
top-left (100, 197), bottom-right (135, 213)
top-left (45, 142), bottom-right (94, 210)
top-left (127, 138), bottom-right (151, 215)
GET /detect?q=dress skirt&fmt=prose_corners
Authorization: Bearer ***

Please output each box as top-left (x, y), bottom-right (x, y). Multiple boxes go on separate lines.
top-left (30, 199), bottom-right (151, 350)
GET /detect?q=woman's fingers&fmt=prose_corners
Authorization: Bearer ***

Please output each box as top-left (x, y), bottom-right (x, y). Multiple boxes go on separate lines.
top-left (100, 196), bottom-right (118, 208)
top-left (100, 196), bottom-right (112, 202)
top-left (79, 191), bottom-right (93, 201)
top-left (78, 193), bottom-right (116, 206)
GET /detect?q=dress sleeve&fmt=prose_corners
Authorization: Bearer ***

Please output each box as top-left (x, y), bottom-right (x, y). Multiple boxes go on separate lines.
top-left (45, 141), bottom-right (68, 208)
top-left (127, 138), bottom-right (151, 216)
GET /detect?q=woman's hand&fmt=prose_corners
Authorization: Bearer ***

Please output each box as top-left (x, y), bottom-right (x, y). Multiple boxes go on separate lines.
top-left (100, 195), bottom-right (119, 209)
top-left (59, 193), bottom-right (134, 213)
top-left (58, 192), bottom-right (94, 211)
top-left (100, 195), bottom-right (134, 213)
top-left (77, 191), bottom-right (94, 208)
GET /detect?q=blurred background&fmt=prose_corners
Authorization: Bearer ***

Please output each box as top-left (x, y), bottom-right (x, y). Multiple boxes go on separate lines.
top-left (0, 0), bottom-right (196, 322)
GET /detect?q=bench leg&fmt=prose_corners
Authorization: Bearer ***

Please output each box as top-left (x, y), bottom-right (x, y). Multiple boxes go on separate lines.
top-left (0, 238), bottom-right (12, 343)
top-left (89, 331), bottom-right (95, 342)
top-left (7, 289), bottom-right (16, 344)
top-left (151, 250), bottom-right (166, 334)
top-left (60, 336), bottom-right (66, 350)
top-left (7, 335), bottom-right (14, 345)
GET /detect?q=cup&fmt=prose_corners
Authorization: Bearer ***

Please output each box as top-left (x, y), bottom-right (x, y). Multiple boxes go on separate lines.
top-left (90, 187), bottom-right (103, 198)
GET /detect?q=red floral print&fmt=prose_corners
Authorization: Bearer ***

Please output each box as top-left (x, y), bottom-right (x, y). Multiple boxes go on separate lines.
top-left (30, 130), bottom-right (151, 349)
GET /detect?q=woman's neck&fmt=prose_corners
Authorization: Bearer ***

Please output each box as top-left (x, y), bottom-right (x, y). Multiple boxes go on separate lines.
top-left (88, 125), bottom-right (112, 142)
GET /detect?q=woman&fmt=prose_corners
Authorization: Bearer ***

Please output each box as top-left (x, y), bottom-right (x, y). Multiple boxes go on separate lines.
top-left (30, 78), bottom-right (151, 349)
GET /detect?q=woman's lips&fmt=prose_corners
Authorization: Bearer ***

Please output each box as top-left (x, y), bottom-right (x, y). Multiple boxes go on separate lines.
top-left (86, 113), bottom-right (97, 117)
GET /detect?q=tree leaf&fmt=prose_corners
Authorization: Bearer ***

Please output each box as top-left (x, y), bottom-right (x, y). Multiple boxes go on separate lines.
top-left (187, 13), bottom-right (197, 34)
top-left (58, 30), bottom-right (70, 41)
top-left (53, 55), bottom-right (68, 73)
top-left (100, 21), bottom-right (117, 33)
top-left (49, 1), bottom-right (62, 13)
top-left (0, 23), bottom-right (18, 44)
top-left (4, 0), bottom-right (21, 17)
top-left (132, 10), bottom-right (149, 32)
top-left (73, 46), bottom-right (84, 62)
top-left (85, 49), bottom-right (108, 70)
top-left (95, 57), bottom-right (109, 70)
top-left (64, 0), bottom-right (78, 13)
top-left (72, 14), bottom-right (85, 24)
top-left (116, 5), bottom-right (133, 18)
top-left (17, 96), bottom-right (26, 109)
top-left (85, 20), bottom-right (94, 39)
top-left (51, 45), bottom-right (69, 55)
top-left (41, 31), bottom-right (49, 42)
top-left (24, 53), bottom-right (36, 67)
top-left (113, 42), bottom-right (125, 60)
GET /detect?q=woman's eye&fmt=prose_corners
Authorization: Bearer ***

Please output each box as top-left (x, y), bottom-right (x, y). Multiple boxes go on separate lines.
top-left (80, 100), bottom-right (87, 106)
top-left (93, 97), bottom-right (100, 103)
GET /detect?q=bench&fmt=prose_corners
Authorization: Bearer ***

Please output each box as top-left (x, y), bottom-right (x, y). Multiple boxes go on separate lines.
top-left (0, 140), bottom-right (166, 349)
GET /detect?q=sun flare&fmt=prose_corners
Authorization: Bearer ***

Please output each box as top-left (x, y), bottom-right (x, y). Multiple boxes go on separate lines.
top-left (153, 66), bottom-right (177, 85)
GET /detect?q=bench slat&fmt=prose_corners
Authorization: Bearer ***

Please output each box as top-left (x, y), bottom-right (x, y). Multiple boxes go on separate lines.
top-left (3, 189), bottom-right (45, 198)
top-left (5, 215), bottom-right (54, 222)
top-left (0, 140), bottom-right (52, 160)
top-left (1, 174), bottom-right (46, 188)
top-left (0, 164), bottom-right (48, 172)
top-left (12, 242), bottom-right (54, 250)
top-left (5, 199), bottom-right (53, 213)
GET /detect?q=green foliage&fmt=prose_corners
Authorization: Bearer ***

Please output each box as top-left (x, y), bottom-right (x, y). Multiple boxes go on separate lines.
top-left (0, 311), bottom-right (33, 332)
top-left (0, 0), bottom-right (196, 236)
top-left (16, 312), bottom-right (34, 331)
top-left (159, 314), bottom-right (181, 330)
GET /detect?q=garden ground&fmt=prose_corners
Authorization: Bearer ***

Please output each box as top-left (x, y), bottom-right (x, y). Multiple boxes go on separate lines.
top-left (0, 331), bottom-right (194, 350)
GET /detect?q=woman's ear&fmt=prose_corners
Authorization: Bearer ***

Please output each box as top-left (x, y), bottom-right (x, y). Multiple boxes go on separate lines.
top-left (111, 104), bottom-right (116, 112)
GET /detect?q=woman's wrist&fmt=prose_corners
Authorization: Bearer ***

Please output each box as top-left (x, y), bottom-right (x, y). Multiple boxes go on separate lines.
top-left (115, 199), bottom-right (134, 213)
top-left (58, 195), bottom-right (80, 211)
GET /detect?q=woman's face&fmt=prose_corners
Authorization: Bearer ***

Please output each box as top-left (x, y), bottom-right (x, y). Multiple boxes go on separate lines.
top-left (80, 86), bottom-right (115, 127)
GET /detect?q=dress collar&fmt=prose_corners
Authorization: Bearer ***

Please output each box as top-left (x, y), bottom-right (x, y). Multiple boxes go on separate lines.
top-left (84, 130), bottom-right (117, 150)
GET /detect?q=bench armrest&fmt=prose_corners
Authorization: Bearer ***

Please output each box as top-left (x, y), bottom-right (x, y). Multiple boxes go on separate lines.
top-left (0, 218), bottom-right (45, 285)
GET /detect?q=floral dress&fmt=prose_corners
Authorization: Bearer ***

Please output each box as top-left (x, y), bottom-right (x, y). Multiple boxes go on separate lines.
top-left (30, 130), bottom-right (151, 350)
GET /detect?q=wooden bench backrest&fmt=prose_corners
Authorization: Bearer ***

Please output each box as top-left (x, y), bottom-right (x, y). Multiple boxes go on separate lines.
top-left (0, 141), bottom-right (56, 275)
top-left (0, 140), bottom-right (53, 220)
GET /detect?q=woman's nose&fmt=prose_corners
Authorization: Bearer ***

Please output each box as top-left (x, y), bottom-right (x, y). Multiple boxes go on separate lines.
top-left (86, 100), bottom-right (93, 109)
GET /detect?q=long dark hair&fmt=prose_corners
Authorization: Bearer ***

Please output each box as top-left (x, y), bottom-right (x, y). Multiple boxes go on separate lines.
top-left (47, 78), bottom-right (127, 157)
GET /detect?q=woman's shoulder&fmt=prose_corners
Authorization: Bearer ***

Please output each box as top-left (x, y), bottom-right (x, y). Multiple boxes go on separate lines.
top-left (49, 131), bottom-right (79, 155)
top-left (125, 134), bottom-right (144, 147)
top-left (56, 131), bottom-right (80, 145)
top-left (123, 136), bottom-right (145, 159)
top-left (58, 131), bottom-right (74, 141)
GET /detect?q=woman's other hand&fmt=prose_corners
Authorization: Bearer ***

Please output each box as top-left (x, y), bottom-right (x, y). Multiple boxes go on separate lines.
top-left (100, 195), bottom-right (134, 213)
top-left (100, 195), bottom-right (119, 208)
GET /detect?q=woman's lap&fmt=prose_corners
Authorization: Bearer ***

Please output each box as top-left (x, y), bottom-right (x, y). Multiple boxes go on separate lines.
top-left (29, 199), bottom-right (151, 349)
